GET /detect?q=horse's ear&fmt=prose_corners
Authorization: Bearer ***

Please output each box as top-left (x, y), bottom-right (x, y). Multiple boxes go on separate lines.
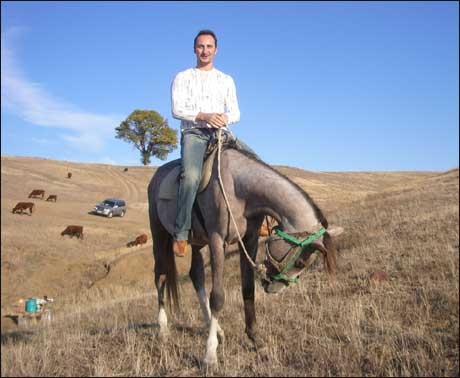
top-left (327, 226), bottom-right (344, 237)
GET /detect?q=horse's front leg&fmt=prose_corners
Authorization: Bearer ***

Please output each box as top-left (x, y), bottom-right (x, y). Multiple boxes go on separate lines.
top-left (240, 232), bottom-right (266, 353)
top-left (189, 246), bottom-right (225, 342)
top-left (203, 233), bottom-right (226, 367)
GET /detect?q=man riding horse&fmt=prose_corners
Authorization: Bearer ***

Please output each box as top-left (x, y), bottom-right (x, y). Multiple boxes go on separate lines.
top-left (171, 29), bottom-right (255, 257)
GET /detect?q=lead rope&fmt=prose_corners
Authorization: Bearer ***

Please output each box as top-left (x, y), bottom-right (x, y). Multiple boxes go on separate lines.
top-left (216, 128), bottom-right (268, 281)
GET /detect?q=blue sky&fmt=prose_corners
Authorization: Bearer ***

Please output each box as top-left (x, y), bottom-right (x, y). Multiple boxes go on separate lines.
top-left (1, 1), bottom-right (458, 171)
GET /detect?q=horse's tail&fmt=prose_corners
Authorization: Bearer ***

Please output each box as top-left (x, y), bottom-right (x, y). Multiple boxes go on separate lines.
top-left (322, 233), bottom-right (337, 275)
top-left (164, 234), bottom-right (180, 314)
top-left (151, 215), bottom-right (180, 314)
top-left (148, 162), bottom-right (182, 314)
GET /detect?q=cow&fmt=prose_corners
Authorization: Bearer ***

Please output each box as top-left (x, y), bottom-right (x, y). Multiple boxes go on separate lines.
top-left (61, 225), bottom-right (84, 239)
top-left (123, 168), bottom-right (129, 172)
top-left (126, 233), bottom-right (148, 247)
top-left (28, 189), bottom-right (45, 199)
top-left (67, 172), bottom-right (72, 179)
top-left (46, 195), bottom-right (57, 202)
top-left (12, 202), bottom-right (34, 215)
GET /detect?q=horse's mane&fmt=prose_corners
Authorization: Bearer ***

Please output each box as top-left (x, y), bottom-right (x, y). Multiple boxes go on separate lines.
top-left (228, 147), bottom-right (328, 229)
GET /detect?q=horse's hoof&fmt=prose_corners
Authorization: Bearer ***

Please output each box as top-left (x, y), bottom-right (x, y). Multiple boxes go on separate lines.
top-left (256, 345), bottom-right (269, 362)
top-left (217, 329), bottom-right (225, 344)
top-left (157, 329), bottom-right (169, 342)
top-left (202, 356), bottom-right (218, 370)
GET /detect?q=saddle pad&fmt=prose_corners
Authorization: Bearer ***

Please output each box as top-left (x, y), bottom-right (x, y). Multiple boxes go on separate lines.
top-left (158, 165), bottom-right (181, 200)
top-left (158, 148), bottom-right (218, 200)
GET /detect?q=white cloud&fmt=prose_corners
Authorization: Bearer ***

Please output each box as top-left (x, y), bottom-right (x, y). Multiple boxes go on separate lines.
top-left (30, 137), bottom-right (54, 145)
top-left (60, 132), bottom-right (105, 150)
top-left (1, 27), bottom-right (122, 152)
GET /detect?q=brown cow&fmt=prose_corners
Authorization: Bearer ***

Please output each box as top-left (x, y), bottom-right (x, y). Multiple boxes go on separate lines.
top-left (126, 233), bottom-right (148, 247)
top-left (46, 195), bottom-right (57, 202)
top-left (12, 202), bottom-right (34, 215)
top-left (28, 189), bottom-right (45, 199)
top-left (61, 225), bottom-right (84, 239)
top-left (67, 172), bottom-right (72, 179)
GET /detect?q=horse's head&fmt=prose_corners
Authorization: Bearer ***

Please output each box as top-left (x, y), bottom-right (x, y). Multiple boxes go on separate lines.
top-left (260, 226), bottom-right (342, 294)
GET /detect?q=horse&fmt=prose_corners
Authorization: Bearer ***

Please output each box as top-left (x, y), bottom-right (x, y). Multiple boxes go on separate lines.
top-left (147, 142), bottom-right (343, 367)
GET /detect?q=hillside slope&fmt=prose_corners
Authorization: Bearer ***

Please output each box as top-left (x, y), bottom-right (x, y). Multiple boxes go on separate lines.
top-left (0, 155), bottom-right (454, 333)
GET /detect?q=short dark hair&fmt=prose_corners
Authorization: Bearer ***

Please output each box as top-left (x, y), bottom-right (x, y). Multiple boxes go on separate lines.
top-left (194, 29), bottom-right (218, 48)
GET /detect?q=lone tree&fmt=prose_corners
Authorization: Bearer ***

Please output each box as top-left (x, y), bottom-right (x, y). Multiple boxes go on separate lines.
top-left (116, 110), bottom-right (178, 165)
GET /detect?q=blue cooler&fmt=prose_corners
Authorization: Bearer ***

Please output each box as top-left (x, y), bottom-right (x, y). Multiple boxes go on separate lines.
top-left (25, 298), bottom-right (38, 313)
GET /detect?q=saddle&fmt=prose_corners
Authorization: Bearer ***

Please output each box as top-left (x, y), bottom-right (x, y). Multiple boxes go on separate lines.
top-left (158, 133), bottom-right (238, 200)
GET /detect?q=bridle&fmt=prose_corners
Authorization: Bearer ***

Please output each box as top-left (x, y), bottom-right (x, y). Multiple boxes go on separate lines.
top-left (264, 227), bottom-right (327, 283)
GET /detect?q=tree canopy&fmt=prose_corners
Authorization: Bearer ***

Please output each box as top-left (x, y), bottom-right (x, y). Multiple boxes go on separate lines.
top-left (115, 110), bottom-right (178, 165)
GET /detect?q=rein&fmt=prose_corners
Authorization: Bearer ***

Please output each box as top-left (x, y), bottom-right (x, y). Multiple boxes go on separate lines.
top-left (216, 129), bottom-right (267, 280)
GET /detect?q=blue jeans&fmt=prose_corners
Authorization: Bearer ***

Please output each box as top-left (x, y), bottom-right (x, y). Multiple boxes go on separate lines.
top-left (174, 127), bottom-right (256, 240)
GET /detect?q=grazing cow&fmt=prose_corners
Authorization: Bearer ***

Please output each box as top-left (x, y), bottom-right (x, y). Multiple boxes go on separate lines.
top-left (370, 270), bottom-right (389, 285)
top-left (127, 233), bottom-right (148, 247)
top-left (67, 172), bottom-right (72, 179)
top-left (28, 189), bottom-right (45, 199)
top-left (12, 202), bottom-right (34, 215)
top-left (123, 168), bottom-right (129, 172)
top-left (61, 225), bottom-right (84, 239)
top-left (46, 195), bottom-right (57, 202)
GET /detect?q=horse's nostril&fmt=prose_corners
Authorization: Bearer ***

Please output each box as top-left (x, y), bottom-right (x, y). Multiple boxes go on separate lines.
top-left (265, 280), bottom-right (288, 294)
top-left (295, 260), bottom-right (305, 269)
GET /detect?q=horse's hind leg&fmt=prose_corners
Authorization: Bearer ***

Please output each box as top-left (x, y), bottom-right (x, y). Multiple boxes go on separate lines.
top-left (153, 226), bottom-right (173, 340)
top-left (189, 246), bottom-right (224, 342)
top-left (155, 273), bottom-right (169, 340)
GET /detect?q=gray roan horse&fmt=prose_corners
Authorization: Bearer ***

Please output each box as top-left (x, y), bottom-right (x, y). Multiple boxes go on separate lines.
top-left (147, 141), bottom-right (343, 367)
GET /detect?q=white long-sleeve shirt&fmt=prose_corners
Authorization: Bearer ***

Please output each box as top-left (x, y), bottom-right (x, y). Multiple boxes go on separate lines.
top-left (171, 67), bottom-right (240, 130)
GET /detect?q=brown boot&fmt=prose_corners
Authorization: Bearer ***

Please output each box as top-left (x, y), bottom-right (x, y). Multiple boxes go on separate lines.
top-left (173, 240), bottom-right (190, 257)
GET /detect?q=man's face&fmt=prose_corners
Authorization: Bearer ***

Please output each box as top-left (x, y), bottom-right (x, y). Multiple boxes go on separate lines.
top-left (194, 34), bottom-right (217, 67)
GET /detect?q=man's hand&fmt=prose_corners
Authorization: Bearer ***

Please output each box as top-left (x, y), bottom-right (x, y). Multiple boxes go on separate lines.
top-left (197, 112), bottom-right (228, 128)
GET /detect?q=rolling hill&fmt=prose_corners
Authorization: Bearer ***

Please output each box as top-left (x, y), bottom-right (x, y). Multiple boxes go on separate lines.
top-left (1, 155), bottom-right (458, 376)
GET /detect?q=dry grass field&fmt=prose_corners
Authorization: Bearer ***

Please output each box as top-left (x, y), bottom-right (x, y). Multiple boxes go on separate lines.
top-left (1, 155), bottom-right (458, 376)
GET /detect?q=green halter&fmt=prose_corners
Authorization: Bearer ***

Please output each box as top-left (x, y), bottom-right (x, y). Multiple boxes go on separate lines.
top-left (269, 227), bottom-right (327, 283)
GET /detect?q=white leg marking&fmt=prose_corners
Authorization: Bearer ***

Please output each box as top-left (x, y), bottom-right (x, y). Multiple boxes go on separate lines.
top-left (203, 315), bottom-right (219, 366)
top-left (198, 292), bottom-right (225, 342)
top-left (158, 307), bottom-right (168, 339)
